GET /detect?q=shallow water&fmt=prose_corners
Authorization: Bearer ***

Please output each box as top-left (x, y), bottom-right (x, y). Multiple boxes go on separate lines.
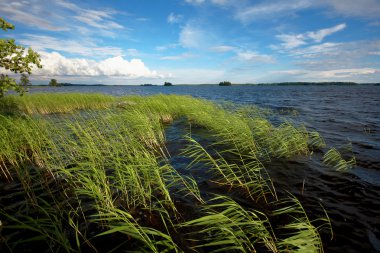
top-left (29, 84), bottom-right (380, 252)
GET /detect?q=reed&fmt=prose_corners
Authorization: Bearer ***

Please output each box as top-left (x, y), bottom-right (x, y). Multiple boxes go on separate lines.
top-left (0, 93), bottom-right (115, 115)
top-left (323, 147), bottom-right (356, 171)
top-left (272, 196), bottom-right (329, 253)
top-left (181, 195), bottom-right (278, 252)
top-left (0, 93), bottom-right (332, 252)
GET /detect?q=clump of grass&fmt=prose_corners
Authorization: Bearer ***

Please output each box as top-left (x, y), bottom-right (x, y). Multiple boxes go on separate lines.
top-left (0, 93), bottom-right (332, 252)
top-left (272, 196), bottom-right (330, 253)
top-left (182, 136), bottom-right (275, 202)
top-left (1, 93), bottom-right (115, 115)
top-left (181, 195), bottom-right (277, 252)
top-left (323, 147), bottom-right (356, 171)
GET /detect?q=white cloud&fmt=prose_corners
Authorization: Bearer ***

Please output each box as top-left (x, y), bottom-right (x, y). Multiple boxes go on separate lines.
top-left (272, 68), bottom-right (380, 80)
top-left (236, 51), bottom-right (276, 63)
top-left (74, 10), bottom-right (123, 30)
top-left (167, 13), bottom-right (183, 24)
top-left (55, 0), bottom-right (123, 32)
top-left (235, 0), bottom-right (311, 23)
top-left (290, 42), bottom-right (341, 57)
top-left (184, 0), bottom-right (234, 6)
top-left (319, 68), bottom-right (378, 78)
top-left (159, 68), bottom-right (226, 84)
top-left (276, 23), bottom-right (346, 49)
top-left (155, 43), bottom-right (180, 51)
top-left (136, 17), bottom-right (150, 22)
top-left (161, 53), bottom-right (195, 60)
top-left (0, 1), bottom-right (69, 31)
top-left (276, 34), bottom-right (307, 49)
top-left (0, 0), bottom-right (124, 36)
top-left (209, 45), bottom-right (237, 53)
top-left (319, 0), bottom-right (380, 19)
top-left (210, 0), bottom-right (234, 6)
top-left (185, 0), bottom-right (205, 4)
top-left (232, 0), bottom-right (380, 25)
top-left (306, 23), bottom-right (346, 42)
top-left (32, 52), bottom-right (165, 79)
top-left (179, 24), bottom-right (205, 48)
top-left (19, 34), bottom-right (123, 58)
top-left (292, 40), bottom-right (380, 71)
top-left (125, 49), bottom-right (140, 57)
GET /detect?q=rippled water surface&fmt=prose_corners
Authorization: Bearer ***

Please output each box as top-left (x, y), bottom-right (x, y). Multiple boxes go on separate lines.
top-left (30, 85), bottom-right (380, 252)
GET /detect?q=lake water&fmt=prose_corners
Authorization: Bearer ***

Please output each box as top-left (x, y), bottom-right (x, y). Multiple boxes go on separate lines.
top-left (29, 84), bottom-right (380, 252)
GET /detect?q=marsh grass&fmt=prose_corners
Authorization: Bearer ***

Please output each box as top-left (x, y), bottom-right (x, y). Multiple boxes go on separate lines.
top-left (0, 93), bottom-right (335, 252)
top-left (0, 93), bottom-right (115, 115)
top-left (323, 147), bottom-right (356, 171)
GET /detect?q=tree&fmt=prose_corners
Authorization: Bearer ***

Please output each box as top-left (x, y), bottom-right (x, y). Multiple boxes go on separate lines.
top-left (49, 78), bottom-right (58, 87)
top-left (19, 73), bottom-right (31, 87)
top-left (219, 81), bottom-right (232, 86)
top-left (0, 17), bottom-right (42, 97)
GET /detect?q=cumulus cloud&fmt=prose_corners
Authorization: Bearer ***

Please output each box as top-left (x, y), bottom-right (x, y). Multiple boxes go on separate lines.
top-left (276, 23), bottom-right (346, 49)
top-left (32, 52), bottom-right (165, 79)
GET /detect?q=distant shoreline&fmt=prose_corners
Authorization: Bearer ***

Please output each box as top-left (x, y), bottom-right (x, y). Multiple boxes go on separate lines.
top-left (29, 82), bottom-right (379, 87)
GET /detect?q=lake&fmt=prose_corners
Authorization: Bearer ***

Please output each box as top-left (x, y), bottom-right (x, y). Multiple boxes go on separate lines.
top-left (28, 84), bottom-right (380, 252)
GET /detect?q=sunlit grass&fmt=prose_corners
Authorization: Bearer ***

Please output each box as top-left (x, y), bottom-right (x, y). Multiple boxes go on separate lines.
top-left (323, 147), bottom-right (356, 171)
top-left (0, 93), bottom-right (334, 252)
top-left (0, 93), bottom-right (115, 115)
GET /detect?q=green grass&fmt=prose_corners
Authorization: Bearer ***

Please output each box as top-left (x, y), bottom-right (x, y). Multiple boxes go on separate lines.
top-left (0, 93), bottom-right (338, 252)
top-left (0, 93), bottom-right (115, 115)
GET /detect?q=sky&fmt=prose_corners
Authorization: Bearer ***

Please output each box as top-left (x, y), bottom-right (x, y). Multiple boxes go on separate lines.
top-left (1, 0), bottom-right (380, 85)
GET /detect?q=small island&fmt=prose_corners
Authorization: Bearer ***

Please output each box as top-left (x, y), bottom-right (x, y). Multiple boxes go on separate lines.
top-left (219, 81), bottom-right (232, 86)
top-left (164, 82), bottom-right (173, 86)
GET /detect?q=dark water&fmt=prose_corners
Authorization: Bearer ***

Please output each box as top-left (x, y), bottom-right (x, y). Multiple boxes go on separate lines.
top-left (29, 85), bottom-right (380, 252)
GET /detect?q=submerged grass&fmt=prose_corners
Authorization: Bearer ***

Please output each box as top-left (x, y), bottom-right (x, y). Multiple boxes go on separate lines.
top-left (0, 93), bottom-right (338, 252)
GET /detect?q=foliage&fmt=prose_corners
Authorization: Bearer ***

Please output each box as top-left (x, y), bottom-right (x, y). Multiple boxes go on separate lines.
top-left (19, 73), bottom-right (31, 86)
top-left (48, 78), bottom-right (59, 87)
top-left (0, 17), bottom-right (42, 97)
top-left (219, 81), bottom-right (232, 86)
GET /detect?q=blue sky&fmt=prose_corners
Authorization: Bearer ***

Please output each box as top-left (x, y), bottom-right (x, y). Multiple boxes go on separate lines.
top-left (1, 0), bottom-right (380, 84)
